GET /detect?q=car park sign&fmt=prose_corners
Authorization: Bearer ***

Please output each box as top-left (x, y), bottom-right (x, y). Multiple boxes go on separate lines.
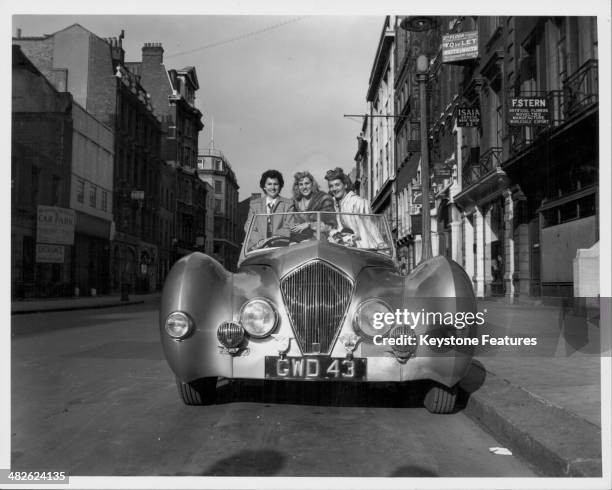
top-left (36, 206), bottom-right (75, 245)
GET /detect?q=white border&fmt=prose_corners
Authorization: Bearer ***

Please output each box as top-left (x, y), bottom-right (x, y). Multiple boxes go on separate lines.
top-left (3, 1), bottom-right (611, 489)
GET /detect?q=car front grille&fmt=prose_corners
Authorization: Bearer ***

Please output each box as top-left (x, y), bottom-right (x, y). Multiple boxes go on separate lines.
top-left (280, 260), bottom-right (352, 354)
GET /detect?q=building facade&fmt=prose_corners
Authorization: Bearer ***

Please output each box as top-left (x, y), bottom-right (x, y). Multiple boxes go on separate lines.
top-left (367, 16), bottom-right (397, 233)
top-left (12, 45), bottom-right (74, 298)
top-left (15, 24), bottom-right (165, 294)
top-left (369, 16), bottom-right (599, 298)
top-left (197, 149), bottom-right (240, 271)
top-left (127, 43), bottom-right (206, 284)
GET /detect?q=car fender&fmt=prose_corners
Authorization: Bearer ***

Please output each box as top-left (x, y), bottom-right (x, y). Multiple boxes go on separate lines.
top-left (160, 252), bottom-right (234, 382)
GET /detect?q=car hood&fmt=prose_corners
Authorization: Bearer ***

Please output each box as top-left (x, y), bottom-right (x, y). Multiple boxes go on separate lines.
top-left (239, 240), bottom-right (396, 279)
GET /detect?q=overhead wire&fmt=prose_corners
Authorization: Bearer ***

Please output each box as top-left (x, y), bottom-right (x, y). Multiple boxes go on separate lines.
top-left (165, 16), bottom-right (308, 58)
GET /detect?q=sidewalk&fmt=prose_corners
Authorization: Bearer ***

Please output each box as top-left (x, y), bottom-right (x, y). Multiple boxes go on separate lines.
top-left (460, 298), bottom-right (605, 477)
top-left (11, 292), bottom-right (161, 314)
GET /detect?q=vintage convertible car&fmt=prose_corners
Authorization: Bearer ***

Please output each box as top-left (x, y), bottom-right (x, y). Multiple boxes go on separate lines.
top-left (160, 211), bottom-right (477, 413)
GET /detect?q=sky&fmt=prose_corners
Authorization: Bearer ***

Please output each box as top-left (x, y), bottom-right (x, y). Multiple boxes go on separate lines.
top-left (11, 14), bottom-right (383, 200)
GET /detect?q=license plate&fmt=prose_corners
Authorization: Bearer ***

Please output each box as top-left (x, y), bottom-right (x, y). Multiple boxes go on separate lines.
top-left (265, 356), bottom-right (366, 380)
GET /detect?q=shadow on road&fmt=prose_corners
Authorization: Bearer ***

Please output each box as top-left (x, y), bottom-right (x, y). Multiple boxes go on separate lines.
top-left (200, 449), bottom-right (285, 476)
top-left (213, 379), bottom-right (431, 408)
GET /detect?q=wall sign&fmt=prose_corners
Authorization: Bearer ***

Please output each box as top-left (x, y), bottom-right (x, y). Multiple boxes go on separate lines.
top-left (456, 106), bottom-right (481, 127)
top-left (36, 244), bottom-right (65, 263)
top-left (37, 206), bottom-right (75, 245)
top-left (442, 31), bottom-right (478, 64)
top-left (508, 97), bottom-right (550, 125)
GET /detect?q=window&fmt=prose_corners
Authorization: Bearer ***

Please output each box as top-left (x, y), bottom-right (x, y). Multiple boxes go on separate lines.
top-left (215, 180), bottom-right (223, 194)
top-left (89, 185), bottom-right (97, 208)
top-left (101, 190), bottom-right (108, 212)
top-left (51, 175), bottom-right (60, 205)
top-left (76, 179), bottom-right (85, 204)
top-left (215, 199), bottom-right (222, 213)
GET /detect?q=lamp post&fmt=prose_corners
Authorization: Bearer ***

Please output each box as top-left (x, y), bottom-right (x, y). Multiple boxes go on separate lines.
top-left (400, 16), bottom-right (436, 262)
top-left (416, 54), bottom-right (433, 261)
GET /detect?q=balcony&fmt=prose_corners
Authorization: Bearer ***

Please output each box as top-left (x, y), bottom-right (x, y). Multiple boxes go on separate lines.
top-left (462, 147), bottom-right (502, 188)
top-left (564, 59), bottom-right (598, 117)
top-left (509, 60), bottom-right (598, 156)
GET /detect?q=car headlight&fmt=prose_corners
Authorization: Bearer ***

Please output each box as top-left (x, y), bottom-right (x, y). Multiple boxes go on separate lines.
top-left (353, 299), bottom-right (394, 339)
top-left (239, 298), bottom-right (278, 338)
top-left (165, 311), bottom-right (194, 339)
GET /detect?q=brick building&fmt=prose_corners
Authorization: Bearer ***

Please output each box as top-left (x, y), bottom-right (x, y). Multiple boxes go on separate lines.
top-left (15, 24), bottom-right (165, 294)
top-left (368, 16), bottom-right (599, 298)
top-left (197, 149), bottom-right (240, 270)
top-left (367, 16), bottom-right (396, 231)
top-left (126, 43), bottom-right (205, 285)
top-left (12, 45), bottom-right (74, 298)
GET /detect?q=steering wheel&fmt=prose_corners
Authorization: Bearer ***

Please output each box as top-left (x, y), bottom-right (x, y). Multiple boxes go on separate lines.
top-left (258, 235), bottom-right (292, 248)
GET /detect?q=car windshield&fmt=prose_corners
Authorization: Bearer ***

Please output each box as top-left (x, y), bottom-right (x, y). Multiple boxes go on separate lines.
top-left (244, 211), bottom-right (394, 257)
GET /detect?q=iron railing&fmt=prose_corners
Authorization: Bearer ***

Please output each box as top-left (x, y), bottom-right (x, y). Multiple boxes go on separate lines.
top-left (510, 60), bottom-right (598, 156)
top-left (564, 59), bottom-right (598, 117)
top-left (462, 147), bottom-right (503, 188)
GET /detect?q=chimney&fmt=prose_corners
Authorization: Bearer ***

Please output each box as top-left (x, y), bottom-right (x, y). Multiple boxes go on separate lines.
top-left (142, 42), bottom-right (164, 65)
top-left (16, 28), bottom-right (21, 38)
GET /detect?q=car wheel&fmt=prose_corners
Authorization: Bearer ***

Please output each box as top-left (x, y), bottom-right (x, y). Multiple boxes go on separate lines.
top-left (423, 382), bottom-right (458, 414)
top-left (176, 377), bottom-right (217, 405)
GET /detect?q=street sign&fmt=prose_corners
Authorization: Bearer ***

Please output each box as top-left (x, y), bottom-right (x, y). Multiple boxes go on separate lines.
top-left (412, 191), bottom-right (435, 206)
top-left (508, 97), bottom-right (550, 125)
top-left (433, 162), bottom-right (453, 180)
top-left (36, 244), bottom-right (65, 263)
top-left (131, 190), bottom-right (145, 200)
top-left (37, 206), bottom-right (75, 245)
top-left (457, 106), bottom-right (481, 127)
top-left (442, 31), bottom-right (478, 64)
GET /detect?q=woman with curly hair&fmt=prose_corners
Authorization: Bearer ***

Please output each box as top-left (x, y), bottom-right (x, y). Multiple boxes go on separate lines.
top-left (290, 171), bottom-right (335, 240)
top-left (324, 167), bottom-right (371, 214)
top-left (324, 167), bottom-right (383, 249)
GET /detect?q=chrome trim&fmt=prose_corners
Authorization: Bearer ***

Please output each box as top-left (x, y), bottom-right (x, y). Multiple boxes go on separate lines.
top-left (352, 298), bottom-right (394, 340)
top-left (217, 321), bottom-right (245, 348)
top-left (239, 297), bottom-right (279, 338)
top-left (280, 259), bottom-right (353, 355)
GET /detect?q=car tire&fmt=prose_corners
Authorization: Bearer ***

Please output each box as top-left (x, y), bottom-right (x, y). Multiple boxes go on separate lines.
top-left (423, 382), bottom-right (457, 414)
top-left (176, 377), bottom-right (217, 405)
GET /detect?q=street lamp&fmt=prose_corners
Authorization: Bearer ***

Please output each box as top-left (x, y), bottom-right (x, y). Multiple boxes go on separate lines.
top-left (400, 16), bottom-right (436, 262)
top-left (415, 54), bottom-right (433, 261)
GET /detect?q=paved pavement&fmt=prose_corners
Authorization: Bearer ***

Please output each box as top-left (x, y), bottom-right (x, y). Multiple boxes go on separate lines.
top-left (462, 298), bottom-right (606, 477)
top-left (10, 293), bottom-right (608, 477)
top-left (11, 292), bottom-right (161, 314)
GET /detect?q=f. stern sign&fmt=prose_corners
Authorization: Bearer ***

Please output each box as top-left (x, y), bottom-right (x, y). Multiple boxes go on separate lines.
top-left (508, 97), bottom-right (550, 126)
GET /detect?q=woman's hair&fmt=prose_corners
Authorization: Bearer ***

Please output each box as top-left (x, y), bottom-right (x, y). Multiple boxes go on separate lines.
top-left (324, 167), bottom-right (352, 190)
top-left (292, 171), bottom-right (320, 201)
top-left (259, 169), bottom-right (284, 191)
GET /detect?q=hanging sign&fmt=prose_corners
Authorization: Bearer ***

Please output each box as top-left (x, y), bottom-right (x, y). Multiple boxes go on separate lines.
top-left (456, 106), bottom-right (481, 127)
top-left (442, 31), bottom-right (479, 64)
top-left (508, 97), bottom-right (550, 125)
